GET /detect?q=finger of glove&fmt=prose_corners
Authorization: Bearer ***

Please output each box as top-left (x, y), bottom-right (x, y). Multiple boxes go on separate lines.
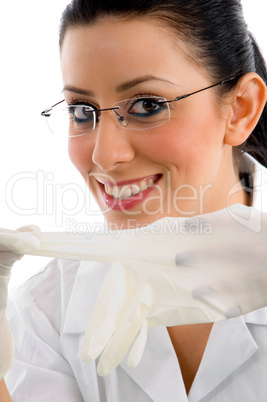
top-left (81, 262), bottom-right (135, 363)
top-left (0, 228), bottom-right (40, 253)
top-left (192, 279), bottom-right (263, 320)
top-left (81, 297), bottom-right (125, 363)
top-left (0, 251), bottom-right (23, 271)
top-left (192, 286), bottom-right (241, 320)
top-left (96, 303), bottom-right (149, 376)
top-left (17, 225), bottom-right (41, 234)
top-left (190, 244), bottom-right (267, 318)
top-left (127, 318), bottom-right (149, 368)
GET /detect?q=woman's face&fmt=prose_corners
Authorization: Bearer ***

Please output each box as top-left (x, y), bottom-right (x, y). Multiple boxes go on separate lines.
top-left (61, 18), bottom-right (240, 229)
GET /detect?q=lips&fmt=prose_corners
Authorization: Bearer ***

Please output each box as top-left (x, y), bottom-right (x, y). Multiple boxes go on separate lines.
top-left (104, 177), bottom-right (157, 200)
top-left (97, 174), bottom-right (161, 211)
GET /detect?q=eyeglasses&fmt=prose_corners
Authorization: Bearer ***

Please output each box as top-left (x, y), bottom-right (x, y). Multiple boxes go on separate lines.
top-left (41, 77), bottom-right (238, 137)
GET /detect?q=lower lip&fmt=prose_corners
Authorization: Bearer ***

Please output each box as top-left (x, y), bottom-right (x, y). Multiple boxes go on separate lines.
top-left (99, 179), bottom-right (160, 211)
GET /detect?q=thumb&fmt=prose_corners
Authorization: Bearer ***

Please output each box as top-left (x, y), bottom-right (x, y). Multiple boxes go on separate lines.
top-left (17, 225), bottom-right (41, 233)
top-left (0, 228), bottom-right (40, 253)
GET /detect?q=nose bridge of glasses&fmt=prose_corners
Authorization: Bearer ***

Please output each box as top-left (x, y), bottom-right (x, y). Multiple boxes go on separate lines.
top-left (98, 105), bottom-right (127, 127)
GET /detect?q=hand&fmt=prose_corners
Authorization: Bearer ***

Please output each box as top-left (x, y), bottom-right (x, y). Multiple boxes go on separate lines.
top-left (0, 226), bottom-right (40, 379)
top-left (81, 206), bottom-right (267, 376)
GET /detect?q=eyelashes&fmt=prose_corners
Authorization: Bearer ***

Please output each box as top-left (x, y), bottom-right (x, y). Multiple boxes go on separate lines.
top-left (132, 92), bottom-right (159, 99)
top-left (67, 98), bottom-right (98, 108)
top-left (66, 92), bottom-right (163, 108)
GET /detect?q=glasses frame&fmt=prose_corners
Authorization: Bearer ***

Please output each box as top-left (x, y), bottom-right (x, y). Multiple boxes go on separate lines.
top-left (41, 76), bottom-right (239, 134)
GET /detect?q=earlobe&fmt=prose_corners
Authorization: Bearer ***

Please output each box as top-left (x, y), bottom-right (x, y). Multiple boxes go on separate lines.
top-left (224, 72), bottom-right (267, 146)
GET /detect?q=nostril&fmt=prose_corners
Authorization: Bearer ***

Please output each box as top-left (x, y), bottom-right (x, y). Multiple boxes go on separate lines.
top-left (92, 125), bottom-right (135, 171)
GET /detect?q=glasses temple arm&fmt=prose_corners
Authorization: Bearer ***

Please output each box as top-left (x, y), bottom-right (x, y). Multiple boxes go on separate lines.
top-left (166, 76), bottom-right (240, 104)
top-left (41, 99), bottom-right (65, 116)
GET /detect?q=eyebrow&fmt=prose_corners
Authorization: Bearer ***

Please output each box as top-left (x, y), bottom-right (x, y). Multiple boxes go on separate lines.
top-left (62, 86), bottom-right (94, 96)
top-left (62, 75), bottom-right (178, 96)
top-left (115, 75), bottom-right (177, 92)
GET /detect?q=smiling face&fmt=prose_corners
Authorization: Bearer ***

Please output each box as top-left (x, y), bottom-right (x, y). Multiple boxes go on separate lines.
top-left (60, 17), bottom-right (248, 228)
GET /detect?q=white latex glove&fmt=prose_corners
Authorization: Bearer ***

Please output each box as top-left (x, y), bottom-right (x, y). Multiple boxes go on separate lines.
top-left (2, 206), bottom-right (267, 377)
top-left (0, 226), bottom-right (40, 379)
top-left (79, 206), bottom-right (267, 376)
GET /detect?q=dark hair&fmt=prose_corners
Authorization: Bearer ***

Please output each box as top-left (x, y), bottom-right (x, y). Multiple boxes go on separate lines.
top-left (60, 0), bottom-right (267, 167)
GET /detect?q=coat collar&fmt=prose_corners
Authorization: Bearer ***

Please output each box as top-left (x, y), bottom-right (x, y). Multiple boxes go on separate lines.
top-left (63, 260), bottom-right (111, 334)
top-left (119, 326), bottom-right (189, 402)
top-left (188, 316), bottom-right (259, 401)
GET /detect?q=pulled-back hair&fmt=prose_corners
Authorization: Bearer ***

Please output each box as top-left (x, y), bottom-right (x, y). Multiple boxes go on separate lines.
top-left (60, 0), bottom-right (267, 166)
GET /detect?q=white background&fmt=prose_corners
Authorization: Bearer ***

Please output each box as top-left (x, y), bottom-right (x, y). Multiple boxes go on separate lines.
top-left (0, 0), bottom-right (266, 287)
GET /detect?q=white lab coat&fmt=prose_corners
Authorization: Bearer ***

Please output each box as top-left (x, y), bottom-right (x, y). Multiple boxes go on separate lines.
top-left (5, 153), bottom-right (267, 402)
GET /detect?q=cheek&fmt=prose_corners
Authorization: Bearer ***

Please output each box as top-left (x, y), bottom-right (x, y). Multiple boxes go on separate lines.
top-left (140, 110), bottom-right (225, 172)
top-left (68, 138), bottom-right (94, 177)
top-left (140, 121), bottom-right (204, 164)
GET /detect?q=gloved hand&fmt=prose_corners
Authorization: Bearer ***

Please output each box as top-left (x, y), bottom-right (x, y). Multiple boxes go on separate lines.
top-left (0, 226), bottom-right (40, 379)
top-left (80, 206), bottom-right (267, 376)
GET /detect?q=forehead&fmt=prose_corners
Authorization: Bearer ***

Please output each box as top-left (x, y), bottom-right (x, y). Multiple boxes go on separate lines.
top-left (60, 18), bottom-right (204, 96)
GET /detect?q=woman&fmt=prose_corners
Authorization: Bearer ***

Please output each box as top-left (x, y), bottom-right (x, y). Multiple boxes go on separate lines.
top-left (1, 0), bottom-right (267, 400)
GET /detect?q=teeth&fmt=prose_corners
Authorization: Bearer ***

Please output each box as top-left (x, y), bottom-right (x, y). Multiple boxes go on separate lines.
top-left (104, 177), bottom-right (157, 200)
top-left (131, 184), bottom-right (140, 195)
top-left (105, 185), bottom-right (113, 196)
top-left (120, 186), bottom-right (132, 199)
top-left (113, 186), bottom-right (119, 198)
top-left (139, 180), bottom-right (147, 191)
top-left (147, 179), bottom-right (154, 188)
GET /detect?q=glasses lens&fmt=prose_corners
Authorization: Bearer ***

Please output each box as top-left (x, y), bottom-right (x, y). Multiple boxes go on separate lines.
top-left (44, 101), bottom-right (96, 137)
top-left (113, 96), bottom-right (170, 130)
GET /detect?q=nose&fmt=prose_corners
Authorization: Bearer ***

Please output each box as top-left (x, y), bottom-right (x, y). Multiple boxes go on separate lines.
top-left (92, 113), bottom-right (135, 171)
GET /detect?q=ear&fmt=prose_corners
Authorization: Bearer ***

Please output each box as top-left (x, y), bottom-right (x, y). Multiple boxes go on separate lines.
top-left (224, 72), bottom-right (267, 146)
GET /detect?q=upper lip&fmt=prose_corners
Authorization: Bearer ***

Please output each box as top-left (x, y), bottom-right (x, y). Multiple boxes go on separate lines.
top-left (93, 173), bottom-right (162, 187)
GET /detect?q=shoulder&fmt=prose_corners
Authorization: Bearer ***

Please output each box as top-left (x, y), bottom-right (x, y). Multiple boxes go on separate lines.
top-left (22, 258), bottom-right (81, 306)
top-left (7, 259), bottom-right (111, 335)
top-left (6, 259), bottom-right (78, 336)
top-left (5, 259), bottom-right (90, 401)
top-left (8, 259), bottom-right (80, 311)
top-left (240, 152), bottom-right (267, 176)
top-left (239, 153), bottom-right (267, 211)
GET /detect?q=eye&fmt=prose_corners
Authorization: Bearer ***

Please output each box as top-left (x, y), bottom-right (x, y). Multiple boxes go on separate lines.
top-left (67, 104), bottom-right (95, 124)
top-left (127, 98), bottom-right (166, 117)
